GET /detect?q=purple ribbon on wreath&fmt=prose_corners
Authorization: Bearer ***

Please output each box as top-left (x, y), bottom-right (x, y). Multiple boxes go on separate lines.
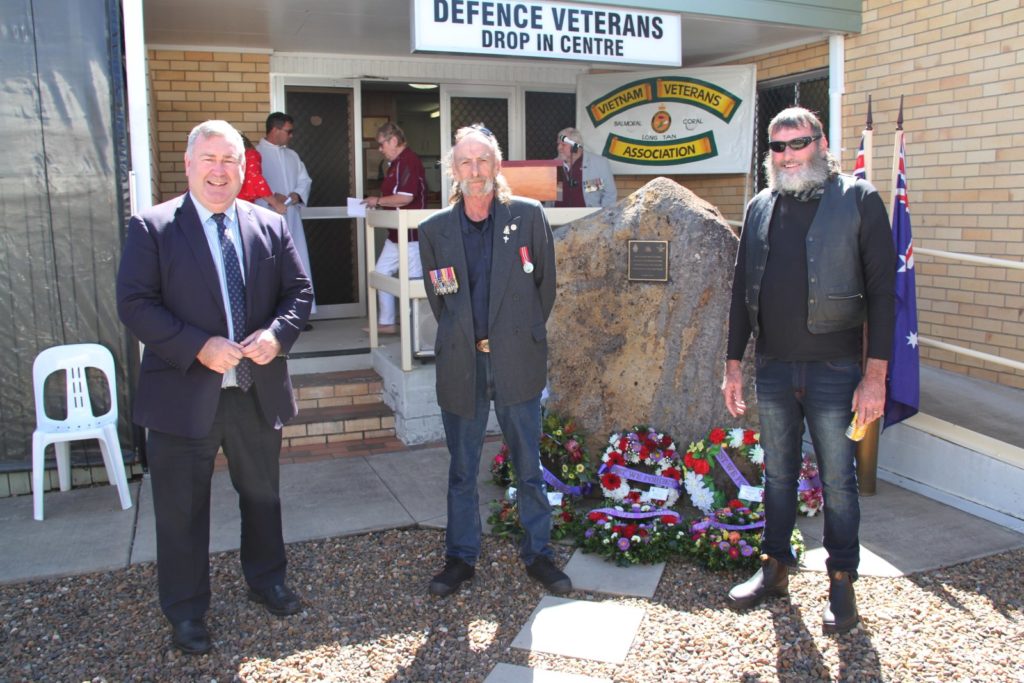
top-left (798, 474), bottom-right (822, 491)
top-left (691, 517), bottom-right (765, 532)
top-left (597, 463), bottom-right (681, 490)
top-left (592, 507), bottom-right (681, 523)
top-left (541, 464), bottom-right (589, 496)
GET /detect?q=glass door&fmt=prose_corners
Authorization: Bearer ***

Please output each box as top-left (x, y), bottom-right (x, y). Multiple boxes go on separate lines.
top-left (440, 85), bottom-right (520, 163)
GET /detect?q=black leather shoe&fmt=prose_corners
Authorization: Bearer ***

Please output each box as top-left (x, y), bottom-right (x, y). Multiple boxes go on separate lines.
top-left (428, 557), bottom-right (475, 597)
top-left (526, 556), bottom-right (573, 595)
top-left (823, 570), bottom-right (859, 634)
top-left (727, 555), bottom-right (790, 610)
top-left (248, 583), bottom-right (302, 616)
top-left (171, 619), bottom-right (212, 655)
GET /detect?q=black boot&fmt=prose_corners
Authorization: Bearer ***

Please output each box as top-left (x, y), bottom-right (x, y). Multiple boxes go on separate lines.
top-left (727, 555), bottom-right (790, 610)
top-left (822, 570), bottom-right (859, 634)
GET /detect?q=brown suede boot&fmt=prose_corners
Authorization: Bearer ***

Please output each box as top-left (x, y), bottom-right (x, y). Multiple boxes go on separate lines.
top-left (727, 555), bottom-right (790, 610)
top-left (822, 570), bottom-right (859, 634)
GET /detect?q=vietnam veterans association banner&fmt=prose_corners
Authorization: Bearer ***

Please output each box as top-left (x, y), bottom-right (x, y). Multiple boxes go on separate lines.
top-left (577, 66), bottom-right (756, 174)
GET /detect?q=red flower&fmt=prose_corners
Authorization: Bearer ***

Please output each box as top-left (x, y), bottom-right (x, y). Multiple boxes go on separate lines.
top-left (639, 446), bottom-right (650, 460)
top-left (613, 525), bottom-right (626, 534)
top-left (561, 511), bottom-right (573, 522)
top-left (587, 511), bottom-right (606, 522)
top-left (684, 452), bottom-right (695, 469)
top-left (618, 437), bottom-right (629, 451)
top-left (728, 499), bottom-right (744, 509)
top-left (638, 528), bottom-right (650, 537)
top-left (624, 524), bottom-right (638, 538)
top-left (709, 428), bottom-right (727, 444)
top-left (662, 467), bottom-right (681, 481)
top-left (661, 514), bottom-right (678, 524)
top-left (605, 451), bottom-right (625, 468)
top-left (691, 533), bottom-right (703, 542)
top-left (743, 429), bottom-right (757, 445)
top-left (693, 459), bottom-right (710, 475)
top-left (565, 422), bottom-right (576, 434)
top-left (661, 434), bottom-right (673, 448)
top-left (601, 473), bottom-right (622, 490)
top-left (626, 491), bottom-right (642, 503)
top-left (729, 547), bottom-right (740, 559)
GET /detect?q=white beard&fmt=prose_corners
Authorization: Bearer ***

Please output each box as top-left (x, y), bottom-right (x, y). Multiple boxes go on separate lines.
top-left (764, 150), bottom-right (831, 194)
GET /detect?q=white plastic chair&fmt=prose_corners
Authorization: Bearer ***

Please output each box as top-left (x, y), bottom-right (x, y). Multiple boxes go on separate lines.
top-left (32, 343), bottom-right (133, 520)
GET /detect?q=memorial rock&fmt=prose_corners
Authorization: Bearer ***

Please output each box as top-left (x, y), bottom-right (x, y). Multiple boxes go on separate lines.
top-left (547, 177), bottom-right (756, 447)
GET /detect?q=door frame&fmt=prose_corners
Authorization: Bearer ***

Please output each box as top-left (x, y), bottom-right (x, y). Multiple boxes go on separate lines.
top-left (440, 84), bottom-right (521, 167)
top-left (270, 75), bottom-right (366, 319)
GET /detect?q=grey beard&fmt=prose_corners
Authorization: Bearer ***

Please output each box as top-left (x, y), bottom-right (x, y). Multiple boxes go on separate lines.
top-left (764, 150), bottom-right (835, 194)
top-left (459, 178), bottom-right (494, 197)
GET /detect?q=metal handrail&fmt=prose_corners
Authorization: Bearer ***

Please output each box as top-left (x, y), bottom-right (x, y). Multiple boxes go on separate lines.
top-left (912, 247), bottom-right (1024, 373)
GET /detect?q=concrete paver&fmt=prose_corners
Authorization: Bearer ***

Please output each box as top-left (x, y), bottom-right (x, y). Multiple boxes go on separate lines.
top-left (563, 549), bottom-right (665, 597)
top-left (510, 596), bottom-right (645, 664)
top-left (484, 663), bottom-right (613, 682)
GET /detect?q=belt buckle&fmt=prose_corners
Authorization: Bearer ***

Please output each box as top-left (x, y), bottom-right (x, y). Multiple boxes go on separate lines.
top-left (476, 338), bottom-right (490, 353)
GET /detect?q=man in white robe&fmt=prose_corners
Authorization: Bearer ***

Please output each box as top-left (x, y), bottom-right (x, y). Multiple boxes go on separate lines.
top-left (257, 112), bottom-right (316, 320)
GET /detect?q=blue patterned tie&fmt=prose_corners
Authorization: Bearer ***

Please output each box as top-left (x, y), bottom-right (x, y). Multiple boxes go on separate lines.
top-left (213, 212), bottom-right (253, 391)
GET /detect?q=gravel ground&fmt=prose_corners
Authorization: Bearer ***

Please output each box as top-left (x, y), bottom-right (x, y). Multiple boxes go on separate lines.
top-left (1, 528), bottom-right (1021, 682)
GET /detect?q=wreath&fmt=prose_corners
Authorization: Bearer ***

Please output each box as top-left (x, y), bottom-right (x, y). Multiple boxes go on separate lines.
top-left (486, 410), bottom-right (596, 540)
top-left (682, 427), bottom-right (765, 515)
top-left (488, 495), bottom-right (583, 541)
top-left (798, 453), bottom-right (824, 516)
top-left (489, 410), bottom-right (595, 494)
top-left (577, 504), bottom-right (685, 565)
top-left (682, 503), bottom-right (806, 571)
top-left (598, 426), bottom-right (683, 508)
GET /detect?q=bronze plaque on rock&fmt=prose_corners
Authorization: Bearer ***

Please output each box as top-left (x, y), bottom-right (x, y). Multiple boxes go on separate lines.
top-left (627, 240), bottom-right (669, 282)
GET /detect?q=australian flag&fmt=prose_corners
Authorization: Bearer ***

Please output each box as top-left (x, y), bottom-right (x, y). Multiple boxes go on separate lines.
top-left (884, 132), bottom-right (920, 428)
top-left (852, 134), bottom-right (868, 180)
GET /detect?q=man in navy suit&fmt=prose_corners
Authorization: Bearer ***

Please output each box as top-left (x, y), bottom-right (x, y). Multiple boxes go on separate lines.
top-left (117, 120), bottom-right (312, 654)
top-left (419, 125), bottom-right (571, 597)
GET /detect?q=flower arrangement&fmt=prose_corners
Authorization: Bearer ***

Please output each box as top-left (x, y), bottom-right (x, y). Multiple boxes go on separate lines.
top-left (488, 495), bottom-right (582, 542)
top-left (486, 410), bottom-right (595, 540)
top-left (682, 503), bottom-right (805, 571)
top-left (577, 504), bottom-right (686, 565)
top-left (599, 426), bottom-right (683, 508)
top-left (681, 427), bottom-right (765, 515)
top-left (798, 453), bottom-right (824, 516)
top-left (488, 410), bottom-right (595, 494)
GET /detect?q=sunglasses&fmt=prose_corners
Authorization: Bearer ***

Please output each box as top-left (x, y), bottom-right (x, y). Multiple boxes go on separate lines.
top-left (768, 135), bottom-right (821, 153)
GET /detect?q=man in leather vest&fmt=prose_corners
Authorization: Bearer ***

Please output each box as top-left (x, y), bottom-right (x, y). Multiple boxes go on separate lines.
top-left (721, 107), bottom-right (895, 634)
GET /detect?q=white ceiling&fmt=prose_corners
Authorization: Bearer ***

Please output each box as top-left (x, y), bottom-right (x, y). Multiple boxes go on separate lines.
top-left (142, 0), bottom-right (831, 68)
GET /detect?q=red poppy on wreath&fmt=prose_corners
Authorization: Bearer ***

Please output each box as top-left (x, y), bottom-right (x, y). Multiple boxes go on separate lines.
top-left (728, 498), bottom-right (744, 509)
top-left (601, 472), bottom-right (623, 490)
top-left (743, 430), bottom-right (758, 446)
top-left (709, 428), bottom-right (728, 445)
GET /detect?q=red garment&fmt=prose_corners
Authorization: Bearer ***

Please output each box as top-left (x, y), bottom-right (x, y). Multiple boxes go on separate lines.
top-left (555, 156), bottom-right (585, 208)
top-left (380, 146), bottom-right (427, 242)
top-left (238, 148), bottom-right (273, 203)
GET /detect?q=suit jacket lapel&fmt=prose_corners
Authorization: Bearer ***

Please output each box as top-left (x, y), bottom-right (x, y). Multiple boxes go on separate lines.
top-left (488, 200), bottom-right (517, 329)
top-left (178, 194), bottom-right (227, 313)
top-left (236, 201), bottom-right (262, 314)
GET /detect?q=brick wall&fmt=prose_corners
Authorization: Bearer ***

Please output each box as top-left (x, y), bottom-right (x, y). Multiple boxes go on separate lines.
top-left (148, 49), bottom-right (270, 202)
top-left (843, 0), bottom-right (1024, 388)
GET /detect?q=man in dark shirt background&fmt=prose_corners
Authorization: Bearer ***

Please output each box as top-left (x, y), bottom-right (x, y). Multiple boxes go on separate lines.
top-left (721, 107), bottom-right (895, 634)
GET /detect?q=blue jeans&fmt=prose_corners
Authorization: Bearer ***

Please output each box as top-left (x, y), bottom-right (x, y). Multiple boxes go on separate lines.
top-left (755, 356), bottom-right (861, 577)
top-left (441, 351), bottom-right (552, 566)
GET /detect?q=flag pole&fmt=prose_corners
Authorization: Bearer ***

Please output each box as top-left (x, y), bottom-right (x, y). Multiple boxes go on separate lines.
top-left (855, 94), bottom-right (881, 496)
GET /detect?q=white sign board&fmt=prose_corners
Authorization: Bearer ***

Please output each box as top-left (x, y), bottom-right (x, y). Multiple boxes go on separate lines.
top-left (577, 65), bottom-right (757, 174)
top-left (412, 0), bottom-right (682, 67)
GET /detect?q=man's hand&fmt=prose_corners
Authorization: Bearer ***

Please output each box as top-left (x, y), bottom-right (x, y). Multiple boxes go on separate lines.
top-left (852, 358), bottom-right (888, 426)
top-left (721, 360), bottom-right (747, 417)
top-left (197, 336), bottom-right (244, 373)
top-left (240, 328), bottom-right (281, 365)
top-left (266, 195), bottom-right (287, 214)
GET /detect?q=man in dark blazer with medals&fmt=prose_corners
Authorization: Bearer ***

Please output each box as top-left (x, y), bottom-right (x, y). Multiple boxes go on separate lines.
top-left (116, 120), bottom-right (312, 654)
top-left (418, 124), bottom-right (571, 597)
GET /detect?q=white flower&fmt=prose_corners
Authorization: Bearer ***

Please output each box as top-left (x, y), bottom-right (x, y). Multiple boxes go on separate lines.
top-left (750, 444), bottom-right (765, 465)
top-left (728, 428), bottom-right (746, 448)
top-left (684, 471), bottom-right (715, 514)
